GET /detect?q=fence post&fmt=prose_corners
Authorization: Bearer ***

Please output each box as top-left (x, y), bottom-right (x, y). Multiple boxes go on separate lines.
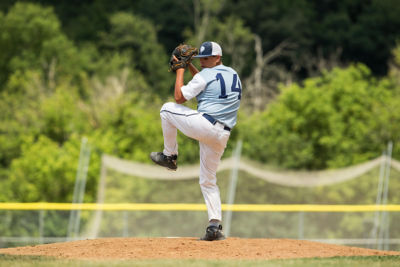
top-left (370, 152), bottom-right (386, 248)
top-left (89, 155), bottom-right (107, 239)
top-left (379, 141), bottom-right (393, 250)
top-left (67, 137), bottom-right (91, 240)
top-left (224, 140), bottom-right (242, 237)
top-left (382, 141), bottom-right (393, 250)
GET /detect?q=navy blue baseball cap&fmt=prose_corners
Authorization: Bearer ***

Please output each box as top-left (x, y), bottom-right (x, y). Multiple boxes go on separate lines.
top-left (193, 41), bottom-right (222, 58)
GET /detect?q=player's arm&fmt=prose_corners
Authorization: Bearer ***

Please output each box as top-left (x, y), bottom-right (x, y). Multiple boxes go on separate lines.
top-left (174, 68), bottom-right (187, 104)
top-left (188, 63), bottom-right (199, 77)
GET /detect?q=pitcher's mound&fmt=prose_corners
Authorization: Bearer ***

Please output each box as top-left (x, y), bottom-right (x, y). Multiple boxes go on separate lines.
top-left (0, 238), bottom-right (399, 260)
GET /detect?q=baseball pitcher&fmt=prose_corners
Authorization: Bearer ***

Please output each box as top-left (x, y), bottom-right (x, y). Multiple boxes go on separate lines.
top-left (150, 41), bottom-right (242, 241)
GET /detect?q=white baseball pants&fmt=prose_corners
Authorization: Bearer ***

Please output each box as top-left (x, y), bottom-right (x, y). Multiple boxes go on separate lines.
top-left (160, 102), bottom-right (230, 222)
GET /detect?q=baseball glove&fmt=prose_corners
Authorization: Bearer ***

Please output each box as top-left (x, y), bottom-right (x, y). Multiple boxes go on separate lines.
top-left (169, 44), bottom-right (198, 72)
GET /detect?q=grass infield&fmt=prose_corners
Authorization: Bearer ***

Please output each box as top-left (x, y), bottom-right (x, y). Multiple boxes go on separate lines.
top-left (0, 255), bottom-right (399, 267)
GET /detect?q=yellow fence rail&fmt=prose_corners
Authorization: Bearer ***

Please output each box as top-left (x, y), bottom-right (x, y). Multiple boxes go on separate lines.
top-left (1, 203), bottom-right (400, 212)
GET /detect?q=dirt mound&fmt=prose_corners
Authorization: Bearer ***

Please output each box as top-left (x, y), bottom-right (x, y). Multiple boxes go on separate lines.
top-left (1, 238), bottom-right (399, 260)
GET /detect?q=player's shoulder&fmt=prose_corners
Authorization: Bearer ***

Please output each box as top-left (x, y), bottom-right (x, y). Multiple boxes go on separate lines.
top-left (198, 67), bottom-right (215, 80)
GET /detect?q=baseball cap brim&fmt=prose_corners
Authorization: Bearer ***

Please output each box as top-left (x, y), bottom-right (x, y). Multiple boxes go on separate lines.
top-left (193, 41), bottom-right (222, 58)
top-left (193, 54), bottom-right (217, 58)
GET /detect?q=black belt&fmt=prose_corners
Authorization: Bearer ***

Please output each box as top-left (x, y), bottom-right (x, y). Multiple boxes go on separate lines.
top-left (202, 113), bottom-right (231, 131)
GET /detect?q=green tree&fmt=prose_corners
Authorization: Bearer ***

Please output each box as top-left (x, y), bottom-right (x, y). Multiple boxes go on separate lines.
top-left (241, 64), bottom-right (400, 169)
top-left (0, 2), bottom-right (80, 87)
top-left (99, 12), bottom-right (171, 96)
top-left (4, 135), bottom-right (83, 202)
top-left (0, 70), bottom-right (92, 167)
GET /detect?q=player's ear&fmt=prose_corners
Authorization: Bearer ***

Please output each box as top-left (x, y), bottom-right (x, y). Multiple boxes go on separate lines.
top-left (215, 56), bottom-right (222, 65)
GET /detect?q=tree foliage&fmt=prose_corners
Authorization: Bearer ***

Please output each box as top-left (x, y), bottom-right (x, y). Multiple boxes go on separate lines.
top-left (98, 12), bottom-right (170, 95)
top-left (241, 64), bottom-right (400, 169)
top-left (0, 3), bottom-right (81, 87)
top-left (227, 0), bottom-right (400, 76)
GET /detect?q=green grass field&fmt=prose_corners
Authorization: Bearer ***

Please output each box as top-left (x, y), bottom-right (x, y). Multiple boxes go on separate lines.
top-left (1, 255), bottom-right (399, 267)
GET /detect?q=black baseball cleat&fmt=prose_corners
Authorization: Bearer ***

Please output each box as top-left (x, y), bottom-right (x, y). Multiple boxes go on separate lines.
top-left (200, 225), bottom-right (226, 241)
top-left (150, 152), bottom-right (178, 170)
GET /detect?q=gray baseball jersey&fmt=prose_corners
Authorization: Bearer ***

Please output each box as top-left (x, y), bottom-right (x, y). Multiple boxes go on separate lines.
top-left (181, 64), bottom-right (242, 129)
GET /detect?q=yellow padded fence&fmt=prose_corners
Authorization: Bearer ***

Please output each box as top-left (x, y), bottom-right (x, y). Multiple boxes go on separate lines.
top-left (1, 203), bottom-right (400, 212)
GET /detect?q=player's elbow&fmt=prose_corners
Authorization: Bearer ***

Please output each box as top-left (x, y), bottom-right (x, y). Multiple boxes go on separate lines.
top-left (174, 88), bottom-right (187, 104)
top-left (175, 95), bottom-right (186, 104)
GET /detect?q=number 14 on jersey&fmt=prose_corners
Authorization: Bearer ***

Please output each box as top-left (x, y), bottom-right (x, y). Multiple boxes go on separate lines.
top-left (216, 73), bottom-right (242, 100)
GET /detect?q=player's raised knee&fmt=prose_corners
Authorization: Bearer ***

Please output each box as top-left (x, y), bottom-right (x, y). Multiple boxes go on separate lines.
top-left (160, 102), bottom-right (175, 113)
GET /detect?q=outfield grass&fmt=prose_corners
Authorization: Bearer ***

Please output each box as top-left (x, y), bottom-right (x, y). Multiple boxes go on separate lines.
top-left (0, 255), bottom-right (399, 267)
